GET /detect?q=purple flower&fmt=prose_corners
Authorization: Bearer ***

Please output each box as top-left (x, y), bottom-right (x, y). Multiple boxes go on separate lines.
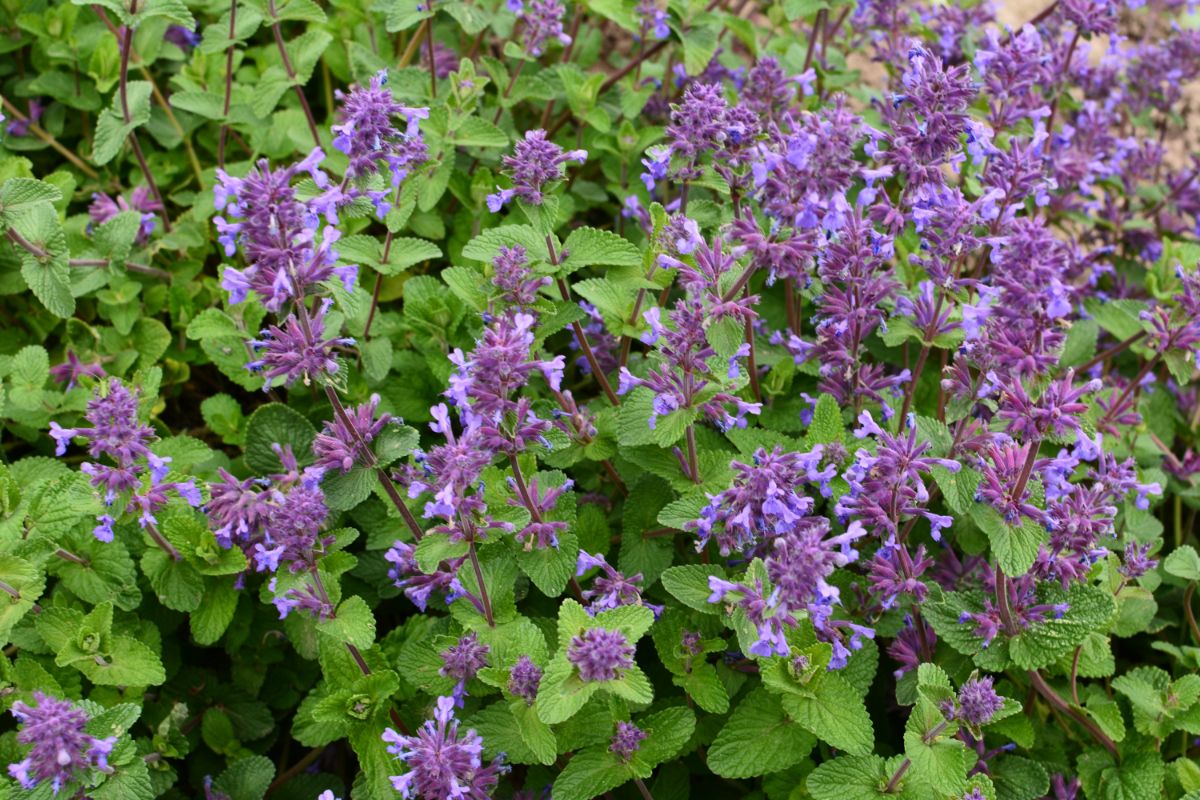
top-left (88, 186), bottom-right (161, 245)
top-left (8, 692), bottom-right (117, 794)
top-left (955, 676), bottom-right (1004, 726)
top-left (247, 299), bottom-right (354, 389)
top-left (332, 70), bottom-right (429, 184)
top-left (214, 150), bottom-right (354, 310)
top-left (508, 655), bottom-right (543, 704)
top-left (313, 394), bottom-right (391, 473)
top-left (1118, 541), bottom-right (1158, 579)
top-left (491, 245), bottom-right (549, 311)
top-left (440, 632), bottom-right (491, 706)
top-left (383, 696), bottom-right (508, 799)
top-left (635, 0), bottom-right (669, 40)
top-left (487, 130), bottom-right (586, 211)
top-left (576, 550), bottom-right (662, 616)
top-left (385, 540), bottom-right (465, 611)
top-left (666, 82), bottom-right (728, 176)
top-left (49, 350), bottom-right (105, 391)
top-left (687, 446), bottom-right (834, 556)
top-left (567, 627), bottom-right (635, 681)
top-left (522, 0), bottom-right (572, 56)
top-left (4, 98), bottom-right (43, 137)
top-left (446, 312), bottom-right (564, 423)
top-left (50, 378), bottom-right (155, 462)
top-left (609, 721), bottom-right (647, 763)
top-left (164, 23), bottom-right (201, 49)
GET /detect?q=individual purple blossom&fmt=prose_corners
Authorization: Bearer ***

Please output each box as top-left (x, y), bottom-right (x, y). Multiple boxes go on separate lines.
top-left (247, 299), bottom-right (354, 389)
top-left (164, 23), bottom-right (200, 49)
top-left (508, 655), bottom-right (542, 704)
top-left (975, 441), bottom-right (1046, 524)
top-left (867, 541), bottom-right (933, 609)
top-left (332, 70), bottom-right (429, 185)
top-left (266, 575), bottom-right (334, 620)
top-left (708, 577), bottom-right (789, 657)
top-left (665, 82), bottom-right (728, 177)
top-left (836, 412), bottom-right (961, 540)
top-left (954, 676), bottom-right (1005, 726)
top-left (383, 696), bottom-right (509, 799)
top-left (687, 446), bottom-right (835, 556)
top-left (4, 98), bottom-right (43, 137)
top-left (509, 474), bottom-right (572, 549)
top-left (487, 130), bottom-right (586, 211)
top-left (385, 540), bottom-right (465, 611)
top-left (635, 0), bottom-right (669, 40)
top-left (49, 378), bottom-right (154, 461)
top-left (521, 0), bottom-right (572, 56)
top-left (887, 616), bottom-right (936, 678)
top-left (1048, 774), bottom-right (1081, 800)
top-left (7, 692), bottom-right (117, 794)
top-left (49, 350), bottom-right (105, 391)
top-left (1118, 541), bottom-right (1158, 579)
top-left (88, 186), bottom-right (161, 245)
top-left (998, 370), bottom-right (1101, 442)
top-left (609, 721), bottom-right (647, 763)
top-left (491, 245), bottom-right (549, 311)
top-left (567, 627), bottom-right (636, 681)
top-left (576, 551), bottom-right (662, 616)
top-left (215, 149), bottom-right (356, 310)
top-left (313, 394), bottom-right (391, 473)
top-left (207, 469), bottom-right (274, 547)
top-left (1061, 0), bottom-right (1119, 34)
top-left (440, 632), bottom-right (491, 706)
top-left (959, 570), bottom-right (1069, 648)
top-left (446, 312), bottom-right (564, 422)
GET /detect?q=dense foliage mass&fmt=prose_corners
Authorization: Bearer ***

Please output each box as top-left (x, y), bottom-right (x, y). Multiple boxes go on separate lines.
top-left (1, 0), bottom-right (1200, 797)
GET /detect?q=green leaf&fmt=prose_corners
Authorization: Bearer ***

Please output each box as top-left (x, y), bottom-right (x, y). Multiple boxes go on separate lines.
top-left (781, 670), bottom-right (875, 756)
top-left (186, 308), bottom-right (242, 339)
top-left (13, 203), bottom-right (73, 317)
top-left (0, 555), bottom-right (45, 642)
top-left (142, 548), bottom-right (205, 612)
top-left (638, 706), bottom-right (696, 766)
top-left (1083, 297), bottom-right (1148, 341)
top-left (323, 467), bottom-right (375, 511)
top-left (511, 699), bottom-right (557, 765)
top-left (553, 748), bottom-right (638, 800)
top-left (451, 116), bottom-right (509, 148)
top-left (989, 755), bottom-right (1049, 800)
top-left (83, 635), bottom-right (167, 686)
top-left (807, 755), bottom-right (890, 800)
top-left (93, 81), bottom-right (153, 165)
top-left (1078, 750), bottom-right (1164, 800)
top-left (414, 531), bottom-right (471, 573)
top-left (212, 754), bottom-right (276, 800)
top-left (244, 403), bottom-right (317, 473)
top-left (317, 595), bottom-right (377, 650)
top-left (379, 237), bottom-right (442, 275)
top-left (9, 344), bottom-right (50, 410)
top-left (201, 394), bottom-right (245, 445)
top-left (1008, 583), bottom-right (1115, 670)
top-left (1164, 545), bottom-right (1200, 581)
top-left (660, 565), bottom-right (724, 614)
top-left (560, 227), bottom-right (642, 273)
top-left (972, 504), bottom-right (1043, 577)
top-left (707, 688), bottom-right (816, 778)
top-left (805, 393), bottom-right (845, 446)
top-left (0, 177), bottom-right (61, 223)
top-left (191, 579), bottom-right (239, 645)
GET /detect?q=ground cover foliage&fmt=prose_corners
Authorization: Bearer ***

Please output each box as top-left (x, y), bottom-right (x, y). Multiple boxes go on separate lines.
top-left (1, 0), bottom-right (1200, 798)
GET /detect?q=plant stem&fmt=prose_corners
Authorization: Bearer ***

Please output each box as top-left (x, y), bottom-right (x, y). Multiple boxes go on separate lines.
top-left (267, 0), bottom-right (322, 147)
top-left (491, 59), bottom-right (525, 124)
top-left (1026, 670), bottom-right (1119, 757)
top-left (1076, 330), bottom-right (1145, 373)
top-left (546, 236), bottom-right (620, 405)
top-left (685, 424), bottom-right (701, 484)
top-left (884, 758), bottom-right (910, 793)
top-left (633, 778), bottom-right (655, 800)
top-left (426, 14), bottom-right (437, 98)
top-left (218, 0), bottom-right (239, 168)
top-left (400, 20), bottom-right (428, 66)
top-left (146, 521), bottom-right (182, 561)
top-left (467, 543), bottom-right (495, 627)
top-left (1184, 583), bottom-right (1200, 645)
top-left (116, 7), bottom-right (172, 231)
top-left (55, 548), bottom-right (91, 566)
top-left (0, 97), bottom-right (99, 179)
